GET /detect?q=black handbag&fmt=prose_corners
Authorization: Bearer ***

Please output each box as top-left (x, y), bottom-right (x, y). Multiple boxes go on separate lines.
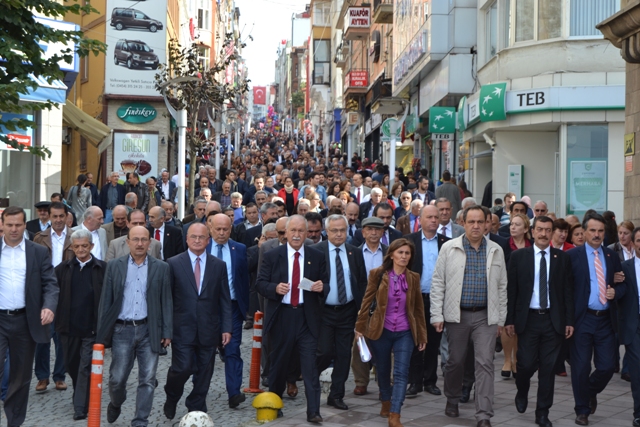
top-left (368, 271), bottom-right (385, 317)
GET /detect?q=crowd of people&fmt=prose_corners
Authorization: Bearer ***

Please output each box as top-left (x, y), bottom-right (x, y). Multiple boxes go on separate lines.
top-left (0, 133), bottom-right (638, 427)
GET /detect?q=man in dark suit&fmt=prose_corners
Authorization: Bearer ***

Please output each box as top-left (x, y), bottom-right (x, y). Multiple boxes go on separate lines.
top-left (352, 203), bottom-right (402, 247)
top-left (257, 215), bottom-right (329, 423)
top-left (619, 227), bottom-right (640, 426)
top-left (156, 170), bottom-right (177, 202)
top-left (313, 215), bottom-right (367, 411)
top-left (0, 206), bottom-right (59, 426)
top-left (505, 215), bottom-right (574, 427)
top-left (396, 199), bottom-right (423, 236)
top-left (205, 214), bottom-right (250, 408)
top-left (96, 226), bottom-right (173, 426)
top-left (568, 214), bottom-right (626, 426)
top-left (26, 201), bottom-right (51, 235)
top-left (406, 205), bottom-right (449, 396)
top-left (345, 202), bottom-right (361, 244)
top-left (358, 187), bottom-right (383, 220)
top-left (207, 168), bottom-right (223, 193)
top-left (212, 180), bottom-right (233, 208)
top-left (100, 172), bottom-right (126, 222)
top-left (85, 172), bottom-right (100, 207)
top-left (239, 202), bottom-right (278, 248)
top-left (193, 176), bottom-right (212, 199)
top-left (162, 222), bottom-right (231, 419)
top-left (148, 206), bottom-right (184, 260)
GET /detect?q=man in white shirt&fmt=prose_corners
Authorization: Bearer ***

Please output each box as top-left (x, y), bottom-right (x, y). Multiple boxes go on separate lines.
top-left (352, 174), bottom-right (371, 205)
top-left (74, 207), bottom-right (107, 261)
top-left (436, 198), bottom-right (465, 238)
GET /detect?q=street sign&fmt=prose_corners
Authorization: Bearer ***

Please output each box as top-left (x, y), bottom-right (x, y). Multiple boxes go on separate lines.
top-left (381, 118), bottom-right (401, 142)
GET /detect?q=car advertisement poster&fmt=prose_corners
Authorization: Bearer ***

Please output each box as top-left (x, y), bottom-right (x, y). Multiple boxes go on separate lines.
top-left (568, 159), bottom-right (607, 214)
top-left (113, 132), bottom-right (159, 184)
top-left (105, 0), bottom-right (167, 96)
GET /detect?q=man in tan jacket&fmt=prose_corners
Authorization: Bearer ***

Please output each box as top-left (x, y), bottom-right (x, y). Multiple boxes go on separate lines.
top-left (430, 205), bottom-right (507, 427)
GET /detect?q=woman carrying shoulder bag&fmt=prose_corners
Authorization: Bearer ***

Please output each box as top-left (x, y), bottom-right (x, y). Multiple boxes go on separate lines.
top-left (355, 238), bottom-right (427, 427)
top-left (66, 174), bottom-right (92, 220)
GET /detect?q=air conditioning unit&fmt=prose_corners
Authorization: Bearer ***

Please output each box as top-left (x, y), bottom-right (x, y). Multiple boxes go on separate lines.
top-left (62, 127), bottom-right (72, 145)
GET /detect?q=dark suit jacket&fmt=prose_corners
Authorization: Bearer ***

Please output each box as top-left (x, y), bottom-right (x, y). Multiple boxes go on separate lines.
top-left (412, 190), bottom-right (436, 204)
top-left (407, 231), bottom-right (449, 278)
top-left (619, 259), bottom-right (640, 345)
top-left (358, 201), bottom-right (374, 221)
top-left (351, 227), bottom-right (402, 247)
top-left (212, 191), bottom-right (232, 206)
top-left (166, 252), bottom-right (231, 347)
top-left (96, 256), bottom-right (173, 352)
top-left (242, 224), bottom-right (263, 248)
top-left (148, 225), bottom-right (184, 260)
top-left (568, 244), bottom-right (626, 332)
top-left (489, 233), bottom-right (512, 265)
top-left (257, 244), bottom-right (329, 338)
top-left (99, 183), bottom-right (126, 214)
top-left (0, 240), bottom-right (59, 343)
top-left (206, 239), bottom-right (250, 317)
top-left (310, 241), bottom-right (368, 308)
top-left (156, 181), bottom-right (177, 201)
top-left (26, 219), bottom-right (49, 235)
top-left (506, 246), bottom-right (574, 336)
top-left (498, 223), bottom-right (510, 238)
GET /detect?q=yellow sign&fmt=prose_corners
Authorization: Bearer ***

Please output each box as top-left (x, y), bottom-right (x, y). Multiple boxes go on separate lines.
top-left (625, 133), bottom-right (635, 156)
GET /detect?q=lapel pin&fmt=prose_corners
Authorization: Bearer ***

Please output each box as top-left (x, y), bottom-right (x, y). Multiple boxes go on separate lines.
top-left (554, 255), bottom-right (557, 258)
top-left (349, 252), bottom-right (352, 255)
top-left (308, 261), bottom-right (311, 264)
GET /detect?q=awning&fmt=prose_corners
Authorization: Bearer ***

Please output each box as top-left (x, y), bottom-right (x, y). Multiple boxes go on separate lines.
top-left (62, 101), bottom-right (112, 153)
top-left (22, 75), bottom-right (68, 104)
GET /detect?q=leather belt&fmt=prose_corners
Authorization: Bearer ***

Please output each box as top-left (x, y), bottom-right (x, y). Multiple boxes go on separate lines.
top-left (116, 318), bottom-right (147, 326)
top-left (325, 301), bottom-right (355, 311)
top-left (0, 308), bottom-right (25, 315)
top-left (282, 304), bottom-right (304, 309)
top-left (460, 306), bottom-right (486, 312)
top-left (587, 308), bottom-right (609, 317)
top-left (530, 309), bottom-right (550, 315)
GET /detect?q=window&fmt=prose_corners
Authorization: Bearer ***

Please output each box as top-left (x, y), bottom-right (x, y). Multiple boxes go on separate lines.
top-left (570, 0), bottom-right (619, 37)
top-left (197, 0), bottom-right (210, 30)
top-left (80, 137), bottom-right (87, 172)
top-left (313, 39), bottom-right (331, 84)
top-left (485, 2), bottom-right (498, 62)
top-left (513, 0), bottom-right (562, 44)
top-left (313, 2), bottom-right (331, 27)
top-left (504, 0), bottom-right (512, 48)
top-left (198, 46), bottom-right (210, 70)
top-left (515, 0), bottom-right (534, 42)
top-left (538, 0), bottom-right (561, 40)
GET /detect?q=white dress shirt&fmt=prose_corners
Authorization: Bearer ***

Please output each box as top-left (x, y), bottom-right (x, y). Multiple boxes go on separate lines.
top-left (282, 244), bottom-right (304, 304)
top-left (438, 220), bottom-right (453, 238)
top-left (51, 228), bottom-right (67, 267)
top-left (0, 238), bottom-right (27, 309)
top-left (161, 181), bottom-right (171, 199)
top-left (188, 249), bottom-right (206, 295)
top-left (82, 223), bottom-right (102, 260)
top-left (530, 244), bottom-right (551, 309)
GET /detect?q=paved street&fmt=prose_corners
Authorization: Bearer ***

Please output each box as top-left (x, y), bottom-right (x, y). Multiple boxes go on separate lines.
top-left (16, 329), bottom-right (637, 427)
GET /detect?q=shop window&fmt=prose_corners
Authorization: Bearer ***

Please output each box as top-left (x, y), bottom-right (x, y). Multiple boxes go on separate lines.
top-left (570, 0), bottom-right (619, 37)
top-left (485, 1), bottom-right (498, 62)
top-left (80, 137), bottom-right (87, 171)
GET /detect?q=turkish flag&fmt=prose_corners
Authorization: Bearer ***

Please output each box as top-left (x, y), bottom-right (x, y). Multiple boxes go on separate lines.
top-left (253, 86), bottom-right (266, 105)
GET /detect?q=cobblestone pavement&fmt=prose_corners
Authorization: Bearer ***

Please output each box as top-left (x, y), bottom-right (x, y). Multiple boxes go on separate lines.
top-left (15, 330), bottom-right (637, 427)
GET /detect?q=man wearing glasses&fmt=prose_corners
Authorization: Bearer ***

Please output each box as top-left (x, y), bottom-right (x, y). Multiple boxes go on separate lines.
top-left (96, 226), bottom-right (173, 426)
top-left (533, 201), bottom-right (549, 218)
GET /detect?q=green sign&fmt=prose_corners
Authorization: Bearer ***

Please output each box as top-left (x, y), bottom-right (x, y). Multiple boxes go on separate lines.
top-left (479, 82), bottom-right (507, 122)
top-left (117, 103), bottom-right (157, 123)
top-left (428, 107), bottom-right (455, 133)
top-left (381, 118), bottom-right (402, 142)
top-left (457, 96), bottom-right (467, 131)
top-left (568, 159), bottom-right (607, 213)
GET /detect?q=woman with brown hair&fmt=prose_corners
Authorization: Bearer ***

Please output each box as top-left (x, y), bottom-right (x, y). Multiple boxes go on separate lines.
top-left (608, 220), bottom-right (635, 262)
top-left (551, 219), bottom-right (575, 251)
top-left (355, 238), bottom-right (427, 427)
top-left (567, 223), bottom-right (585, 247)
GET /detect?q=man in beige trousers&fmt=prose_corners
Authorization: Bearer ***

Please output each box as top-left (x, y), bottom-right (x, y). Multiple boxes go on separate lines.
top-left (430, 205), bottom-right (507, 427)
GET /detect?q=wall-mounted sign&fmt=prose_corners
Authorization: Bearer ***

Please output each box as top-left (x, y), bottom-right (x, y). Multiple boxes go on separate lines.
top-left (625, 133), bottom-right (635, 156)
top-left (117, 103), bottom-right (157, 123)
top-left (381, 118), bottom-right (402, 142)
top-left (568, 159), bottom-right (607, 213)
top-left (113, 132), bottom-right (158, 183)
top-left (507, 165), bottom-right (524, 200)
top-left (345, 70), bottom-right (368, 88)
top-left (393, 30), bottom-right (427, 86)
top-left (0, 112), bottom-right (34, 151)
top-left (345, 7), bottom-right (371, 29)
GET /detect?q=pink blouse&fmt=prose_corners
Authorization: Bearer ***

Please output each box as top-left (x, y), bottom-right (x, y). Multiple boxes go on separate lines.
top-left (383, 271), bottom-right (411, 332)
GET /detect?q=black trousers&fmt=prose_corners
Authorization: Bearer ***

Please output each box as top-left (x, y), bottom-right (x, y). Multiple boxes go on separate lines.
top-left (316, 302), bottom-right (357, 400)
top-left (0, 312), bottom-right (36, 427)
top-left (515, 312), bottom-right (563, 416)
top-left (409, 294), bottom-right (442, 386)
top-left (269, 306), bottom-right (321, 415)
top-left (164, 342), bottom-right (216, 412)
top-left (59, 334), bottom-right (95, 415)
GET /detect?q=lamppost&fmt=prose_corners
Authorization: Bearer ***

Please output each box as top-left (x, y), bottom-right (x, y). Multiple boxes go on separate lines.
top-left (371, 97), bottom-right (409, 190)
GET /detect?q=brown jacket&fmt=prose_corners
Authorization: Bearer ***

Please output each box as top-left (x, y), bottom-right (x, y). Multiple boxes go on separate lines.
top-left (33, 227), bottom-right (74, 262)
top-left (355, 266), bottom-right (427, 345)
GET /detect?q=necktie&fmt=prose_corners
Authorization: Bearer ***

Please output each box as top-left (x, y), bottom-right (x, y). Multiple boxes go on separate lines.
top-left (291, 252), bottom-right (300, 307)
top-left (539, 251), bottom-right (548, 309)
top-left (413, 217), bottom-right (420, 232)
top-left (217, 244), bottom-right (223, 260)
top-left (442, 226), bottom-right (448, 237)
top-left (382, 233), bottom-right (388, 245)
top-left (155, 229), bottom-right (160, 241)
top-left (357, 188), bottom-right (361, 204)
top-left (194, 256), bottom-right (201, 293)
top-left (594, 250), bottom-right (607, 305)
top-left (335, 248), bottom-right (347, 304)
top-left (349, 226), bottom-right (354, 237)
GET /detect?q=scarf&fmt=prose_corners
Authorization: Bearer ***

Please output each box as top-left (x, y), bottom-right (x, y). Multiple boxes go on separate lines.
top-left (284, 184), bottom-right (294, 194)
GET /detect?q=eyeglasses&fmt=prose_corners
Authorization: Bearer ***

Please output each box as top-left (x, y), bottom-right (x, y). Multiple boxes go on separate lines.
top-left (328, 229), bottom-right (347, 234)
top-left (277, 231), bottom-right (286, 235)
top-left (129, 238), bottom-right (149, 244)
top-left (188, 235), bottom-right (209, 241)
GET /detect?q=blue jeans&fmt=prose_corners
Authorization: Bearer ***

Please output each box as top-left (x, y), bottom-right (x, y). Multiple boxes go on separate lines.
top-left (34, 323), bottom-right (66, 382)
top-left (104, 209), bottom-right (113, 224)
top-left (368, 328), bottom-right (414, 414)
top-left (109, 323), bottom-right (159, 427)
top-left (225, 301), bottom-right (245, 399)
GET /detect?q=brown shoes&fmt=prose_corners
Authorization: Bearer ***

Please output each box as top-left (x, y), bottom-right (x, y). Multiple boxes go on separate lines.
top-left (575, 414), bottom-right (589, 425)
top-left (445, 402), bottom-right (459, 417)
top-left (286, 382), bottom-right (298, 398)
top-left (55, 381), bottom-right (67, 391)
top-left (35, 379), bottom-right (49, 392)
top-left (477, 420), bottom-right (491, 427)
top-left (388, 412), bottom-right (403, 427)
top-left (380, 400), bottom-right (391, 418)
top-left (354, 386), bottom-right (368, 395)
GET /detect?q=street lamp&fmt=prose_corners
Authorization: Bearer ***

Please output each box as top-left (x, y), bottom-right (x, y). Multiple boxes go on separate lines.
top-left (371, 97), bottom-right (409, 190)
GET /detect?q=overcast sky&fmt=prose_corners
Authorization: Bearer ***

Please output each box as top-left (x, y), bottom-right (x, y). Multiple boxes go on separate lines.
top-left (235, 0), bottom-right (307, 87)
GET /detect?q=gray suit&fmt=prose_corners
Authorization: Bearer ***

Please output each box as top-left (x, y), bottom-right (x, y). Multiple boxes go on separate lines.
top-left (72, 225), bottom-right (108, 260)
top-left (438, 221), bottom-right (465, 239)
top-left (105, 235), bottom-right (161, 262)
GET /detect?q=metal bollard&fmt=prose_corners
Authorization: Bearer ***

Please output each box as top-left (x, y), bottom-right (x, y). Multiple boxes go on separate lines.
top-left (87, 343), bottom-right (105, 427)
top-left (243, 311), bottom-right (264, 393)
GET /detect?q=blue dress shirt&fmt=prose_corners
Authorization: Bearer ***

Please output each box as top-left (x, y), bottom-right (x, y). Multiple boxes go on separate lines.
top-left (587, 245), bottom-right (608, 310)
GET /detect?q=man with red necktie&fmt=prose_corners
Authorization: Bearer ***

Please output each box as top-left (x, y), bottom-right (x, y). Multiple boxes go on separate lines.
top-left (147, 206), bottom-right (184, 261)
top-left (257, 215), bottom-right (329, 423)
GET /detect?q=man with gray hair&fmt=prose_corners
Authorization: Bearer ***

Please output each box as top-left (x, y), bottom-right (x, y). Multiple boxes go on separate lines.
top-left (358, 187), bottom-right (383, 221)
top-left (313, 215), bottom-right (367, 411)
top-left (73, 206), bottom-right (107, 261)
top-left (254, 190), bottom-right (268, 210)
top-left (54, 229), bottom-right (107, 420)
top-left (533, 200), bottom-right (548, 217)
top-left (148, 206), bottom-right (184, 260)
top-left (240, 202), bottom-right (279, 248)
top-left (124, 192), bottom-right (138, 214)
top-left (396, 199), bottom-right (423, 236)
top-left (100, 172), bottom-right (126, 223)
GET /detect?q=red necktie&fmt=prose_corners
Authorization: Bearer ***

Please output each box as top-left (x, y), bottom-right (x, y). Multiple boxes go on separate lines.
top-left (357, 188), bottom-right (361, 204)
top-left (155, 229), bottom-right (160, 241)
top-left (291, 252), bottom-right (300, 307)
top-left (413, 218), bottom-right (420, 232)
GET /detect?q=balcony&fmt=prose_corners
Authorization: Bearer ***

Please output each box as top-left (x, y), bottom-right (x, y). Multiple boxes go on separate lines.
top-left (344, 69), bottom-right (369, 96)
top-left (334, 45), bottom-right (347, 68)
top-left (373, 0), bottom-right (393, 24)
top-left (344, 6), bottom-right (371, 41)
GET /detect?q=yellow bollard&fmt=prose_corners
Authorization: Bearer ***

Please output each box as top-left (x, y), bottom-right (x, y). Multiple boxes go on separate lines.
top-left (252, 392), bottom-right (283, 422)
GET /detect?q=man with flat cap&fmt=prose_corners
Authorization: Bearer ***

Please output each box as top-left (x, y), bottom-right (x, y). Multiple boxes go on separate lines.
top-left (27, 201), bottom-right (52, 235)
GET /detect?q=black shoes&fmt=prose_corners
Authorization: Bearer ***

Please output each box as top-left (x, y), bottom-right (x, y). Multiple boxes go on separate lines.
top-left (535, 415), bottom-right (553, 427)
top-left (261, 376), bottom-right (269, 387)
top-left (73, 413), bottom-right (87, 421)
top-left (623, 372), bottom-right (632, 382)
top-left (229, 393), bottom-right (246, 409)
top-left (327, 397), bottom-right (348, 410)
top-left (406, 383), bottom-right (422, 397)
top-left (501, 370), bottom-right (511, 378)
top-left (515, 392), bottom-right (528, 414)
top-left (424, 384), bottom-right (441, 395)
top-left (277, 409), bottom-right (283, 418)
top-left (633, 417), bottom-right (640, 427)
top-left (460, 386), bottom-right (472, 403)
top-left (163, 400), bottom-right (177, 419)
top-left (589, 396), bottom-right (597, 414)
top-left (307, 412), bottom-right (323, 423)
top-left (575, 414), bottom-right (589, 425)
top-left (107, 402), bottom-right (121, 423)
top-left (445, 402), bottom-right (459, 417)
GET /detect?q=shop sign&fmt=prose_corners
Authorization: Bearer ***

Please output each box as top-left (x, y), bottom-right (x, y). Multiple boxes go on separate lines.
top-left (345, 70), bottom-right (368, 88)
top-left (365, 119), bottom-right (372, 135)
top-left (429, 107), bottom-right (456, 133)
top-left (479, 83), bottom-right (507, 122)
top-left (507, 165), bottom-right (524, 200)
top-left (0, 113), bottom-right (34, 151)
top-left (117, 103), bottom-right (157, 123)
top-left (345, 7), bottom-right (371, 29)
top-left (393, 30), bottom-right (427, 86)
top-left (381, 118), bottom-right (402, 142)
top-left (568, 160), bottom-right (607, 213)
top-left (371, 113), bottom-right (382, 129)
top-left (113, 132), bottom-right (159, 183)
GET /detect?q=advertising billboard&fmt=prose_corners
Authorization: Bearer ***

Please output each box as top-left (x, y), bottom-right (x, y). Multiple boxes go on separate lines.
top-left (113, 132), bottom-right (159, 184)
top-left (105, 0), bottom-right (167, 96)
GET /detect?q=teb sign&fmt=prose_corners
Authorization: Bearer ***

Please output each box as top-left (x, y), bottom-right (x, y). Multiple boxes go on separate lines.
top-left (117, 103), bottom-right (157, 124)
